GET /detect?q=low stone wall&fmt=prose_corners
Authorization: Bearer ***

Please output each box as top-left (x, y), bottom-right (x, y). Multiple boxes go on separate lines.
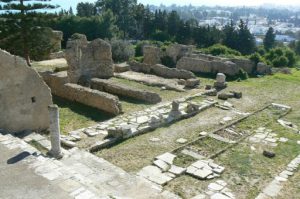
top-left (129, 61), bottom-right (195, 80)
top-left (90, 78), bottom-right (162, 104)
top-left (176, 57), bottom-right (240, 76)
top-left (63, 83), bottom-right (122, 115)
top-left (230, 58), bottom-right (255, 74)
top-left (41, 71), bottom-right (122, 115)
top-left (151, 64), bottom-right (196, 80)
top-left (129, 61), bottom-right (151, 73)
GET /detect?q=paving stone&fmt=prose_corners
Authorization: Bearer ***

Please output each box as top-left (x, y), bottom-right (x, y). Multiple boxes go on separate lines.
top-left (156, 152), bottom-right (176, 165)
top-left (59, 179), bottom-right (82, 192)
top-left (208, 182), bottom-right (224, 191)
top-left (168, 165), bottom-right (186, 175)
top-left (200, 131), bottom-right (208, 136)
top-left (176, 138), bottom-right (188, 144)
top-left (192, 160), bottom-right (209, 169)
top-left (149, 137), bottom-right (160, 142)
top-left (181, 149), bottom-right (205, 160)
top-left (75, 190), bottom-right (96, 199)
top-left (190, 194), bottom-right (206, 199)
top-left (211, 193), bottom-right (231, 199)
top-left (221, 187), bottom-right (235, 198)
top-left (213, 166), bottom-right (225, 174)
top-left (153, 159), bottom-right (170, 172)
top-left (216, 180), bottom-right (227, 187)
top-left (193, 168), bottom-right (213, 179)
top-left (138, 166), bottom-right (173, 185)
top-left (275, 176), bottom-right (288, 182)
top-left (263, 181), bottom-right (282, 197)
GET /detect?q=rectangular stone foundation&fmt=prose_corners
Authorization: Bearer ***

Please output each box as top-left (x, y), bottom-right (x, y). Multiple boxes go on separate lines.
top-left (41, 71), bottom-right (122, 115)
top-left (90, 78), bottom-right (161, 104)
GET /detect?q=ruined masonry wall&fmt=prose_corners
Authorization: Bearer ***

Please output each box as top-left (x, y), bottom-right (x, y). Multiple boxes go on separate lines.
top-left (0, 49), bottom-right (53, 132)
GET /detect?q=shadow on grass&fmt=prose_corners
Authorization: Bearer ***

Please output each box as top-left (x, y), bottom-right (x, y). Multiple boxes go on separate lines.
top-left (118, 96), bottom-right (153, 106)
top-left (53, 95), bottom-right (114, 122)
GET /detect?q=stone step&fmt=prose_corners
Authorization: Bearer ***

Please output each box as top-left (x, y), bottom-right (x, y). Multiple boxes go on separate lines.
top-left (1, 133), bottom-right (179, 199)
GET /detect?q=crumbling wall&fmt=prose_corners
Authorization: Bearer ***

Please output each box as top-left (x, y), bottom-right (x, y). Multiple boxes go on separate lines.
top-left (151, 64), bottom-right (196, 79)
top-left (230, 58), bottom-right (256, 74)
top-left (166, 44), bottom-right (194, 62)
top-left (91, 78), bottom-right (162, 104)
top-left (143, 46), bottom-right (161, 65)
top-left (41, 71), bottom-right (121, 115)
top-left (65, 34), bottom-right (114, 83)
top-left (0, 49), bottom-right (53, 132)
top-left (177, 57), bottom-right (240, 76)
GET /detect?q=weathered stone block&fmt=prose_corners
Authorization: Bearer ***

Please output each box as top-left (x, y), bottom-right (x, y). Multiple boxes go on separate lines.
top-left (0, 49), bottom-right (53, 132)
top-left (143, 46), bottom-right (161, 65)
top-left (65, 34), bottom-right (114, 83)
top-left (151, 64), bottom-right (195, 79)
top-left (91, 78), bottom-right (161, 104)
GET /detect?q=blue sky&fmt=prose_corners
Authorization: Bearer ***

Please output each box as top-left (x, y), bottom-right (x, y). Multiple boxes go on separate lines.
top-left (52, 0), bottom-right (300, 11)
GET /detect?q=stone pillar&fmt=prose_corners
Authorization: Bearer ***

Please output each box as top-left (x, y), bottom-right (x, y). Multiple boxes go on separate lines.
top-left (48, 105), bottom-right (63, 159)
top-left (214, 73), bottom-right (227, 89)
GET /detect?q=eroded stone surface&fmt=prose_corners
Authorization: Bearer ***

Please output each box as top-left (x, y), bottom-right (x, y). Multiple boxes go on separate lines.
top-left (0, 49), bottom-right (53, 132)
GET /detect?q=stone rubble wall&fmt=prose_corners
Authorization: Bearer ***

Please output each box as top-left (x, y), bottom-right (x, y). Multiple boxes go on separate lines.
top-left (0, 49), bottom-right (53, 132)
top-left (63, 83), bottom-right (122, 115)
top-left (90, 78), bottom-right (162, 104)
top-left (129, 61), bottom-right (195, 80)
top-left (65, 34), bottom-right (114, 83)
top-left (41, 71), bottom-right (122, 115)
top-left (177, 57), bottom-right (241, 76)
top-left (151, 64), bottom-right (196, 80)
top-left (230, 58), bottom-right (256, 74)
top-left (166, 44), bottom-right (194, 62)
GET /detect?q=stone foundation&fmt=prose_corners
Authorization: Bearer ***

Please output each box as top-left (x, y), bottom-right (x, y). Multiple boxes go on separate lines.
top-left (90, 78), bottom-right (162, 104)
top-left (41, 71), bottom-right (122, 115)
top-left (143, 46), bottom-right (161, 65)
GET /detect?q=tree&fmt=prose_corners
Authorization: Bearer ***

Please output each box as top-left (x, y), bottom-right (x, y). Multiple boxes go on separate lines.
top-left (264, 27), bottom-right (276, 50)
top-left (0, 0), bottom-right (58, 66)
top-left (237, 20), bottom-right (256, 55)
top-left (295, 40), bottom-right (300, 55)
top-left (77, 2), bottom-right (96, 17)
top-left (222, 21), bottom-right (238, 50)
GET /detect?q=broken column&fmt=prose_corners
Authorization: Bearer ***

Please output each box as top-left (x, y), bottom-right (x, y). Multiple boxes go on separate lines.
top-left (48, 105), bottom-right (63, 159)
top-left (214, 73), bottom-right (227, 89)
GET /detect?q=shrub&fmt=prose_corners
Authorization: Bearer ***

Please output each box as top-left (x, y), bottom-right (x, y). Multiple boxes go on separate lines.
top-left (110, 38), bottom-right (134, 63)
top-left (272, 56), bottom-right (289, 67)
top-left (285, 49), bottom-right (296, 67)
top-left (249, 52), bottom-right (263, 66)
top-left (204, 44), bottom-right (241, 57)
top-left (257, 47), bottom-right (266, 56)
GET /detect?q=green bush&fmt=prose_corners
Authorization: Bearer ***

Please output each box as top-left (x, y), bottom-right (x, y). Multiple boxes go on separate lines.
top-left (110, 38), bottom-right (135, 63)
top-left (272, 56), bottom-right (289, 67)
top-left (203, 44), bottom-right (241, 57)
top-left (264, 47), bottom-right (296, 67)
top-left (249, 52), bottom-right (263, 66)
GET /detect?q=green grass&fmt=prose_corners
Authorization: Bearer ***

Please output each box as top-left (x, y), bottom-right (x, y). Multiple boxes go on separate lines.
top-left (53, 96), bottom-right (114, 134)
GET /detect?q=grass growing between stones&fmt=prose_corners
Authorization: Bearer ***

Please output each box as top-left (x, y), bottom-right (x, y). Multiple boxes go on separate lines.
top-left (53, 96), bottom-right (114, 134)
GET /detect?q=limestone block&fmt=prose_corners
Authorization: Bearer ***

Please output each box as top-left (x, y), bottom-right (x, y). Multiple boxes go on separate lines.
top-left (0, 49), bottom-right (53, 132)
top-left (143, 46), bottom-right (161, 65)
top-left (65, 34), bottom-right (113, 83)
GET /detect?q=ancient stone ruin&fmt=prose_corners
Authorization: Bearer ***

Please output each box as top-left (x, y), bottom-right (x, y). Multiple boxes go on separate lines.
top-left (0, 49), bottom-right (53, 132)
top-left (65, 34), bottom-right (114, 83)
top-left (143, 46), bottom-right (161, 65)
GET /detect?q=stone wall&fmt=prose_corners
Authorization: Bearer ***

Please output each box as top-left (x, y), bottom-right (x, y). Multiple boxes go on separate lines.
top-left (166, 44), bottom-right (194, 62)
top-left (63, 83), bottom-right (121, 115)
top-left (91, 78), bottom-right (162, 104)
top-left (177, 57), bottom-right (240, 76)
top-left (151, 64), bottom-right (196, 79)
top-left (41, 71), bottom-right (122, 115)
top-left (230, 58), bottom-right (256, 74)
top-left (51, 30), bottom-right (63, 53)
top-left (143, 46), bottom-right (161, 65)
top-left (129, 61), bottom-right (195, 80)
top-left (65, 34), bottom-right (114, 83)
top-left (0, 49), bottom-right (53, 132)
